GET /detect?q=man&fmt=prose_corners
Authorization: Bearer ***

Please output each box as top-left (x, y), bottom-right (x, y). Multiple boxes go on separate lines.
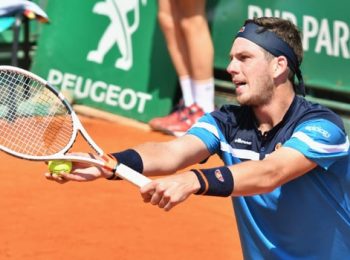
top-left (46, 17), bottom-right (350, 259)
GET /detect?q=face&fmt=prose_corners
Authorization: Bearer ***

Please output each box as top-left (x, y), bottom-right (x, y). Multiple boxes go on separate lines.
top-left (226, 38), bottom-right (275, 106)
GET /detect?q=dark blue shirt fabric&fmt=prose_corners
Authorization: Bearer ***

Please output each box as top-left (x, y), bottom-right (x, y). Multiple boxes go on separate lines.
top-left (187, 96), bottom-right (350, 259)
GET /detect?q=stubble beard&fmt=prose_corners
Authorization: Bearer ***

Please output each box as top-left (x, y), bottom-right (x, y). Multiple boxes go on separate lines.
top-left (236, 77), bottom-right (274, 107)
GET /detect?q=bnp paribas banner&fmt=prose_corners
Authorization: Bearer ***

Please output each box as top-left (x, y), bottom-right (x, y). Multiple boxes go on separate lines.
top-left (32, 0), bottom-right (350, 122)
top-left (31, 0), bottom-right (177, 122)
top-left (211, 0), bottom-right (350, 93)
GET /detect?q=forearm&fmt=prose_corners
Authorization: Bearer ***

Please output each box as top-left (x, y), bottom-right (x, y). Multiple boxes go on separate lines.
top-left (192, 161), bottom-right (295, 198)
top-left (229, 160), bottom-right (280, 196)
top-left (192, 147), bottom-right (317, 197)
top-left (134, 142), bottom-right (185, 176)
top-left (120, 135), bottom-right (211, 177)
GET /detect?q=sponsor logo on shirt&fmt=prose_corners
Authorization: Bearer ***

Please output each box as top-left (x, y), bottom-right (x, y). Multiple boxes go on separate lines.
top-left (234, 138), bottom-right (252, 145)
top-left (305, 125), bottom-right (331, 138)
top-left (275, 142), bottom-right (282, 151)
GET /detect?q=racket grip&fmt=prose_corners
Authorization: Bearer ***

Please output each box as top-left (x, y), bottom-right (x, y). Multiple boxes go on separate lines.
top-left (115, 163), bottom-right (152, 187)
top-left (101, 154), bottom-right (150, 187)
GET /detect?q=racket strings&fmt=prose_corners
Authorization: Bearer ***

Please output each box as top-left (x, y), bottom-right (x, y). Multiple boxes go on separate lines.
top-left (0, 69), bottom-right (74, 156)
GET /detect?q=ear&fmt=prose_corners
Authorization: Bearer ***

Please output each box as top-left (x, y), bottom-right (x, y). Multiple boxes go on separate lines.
top-left (272, 56), bottom-right (289, 79)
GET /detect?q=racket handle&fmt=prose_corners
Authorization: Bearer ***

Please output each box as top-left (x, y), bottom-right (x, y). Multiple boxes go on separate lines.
top-left (115, 163), bottom-right (152, 187)
top-left (58, 155), bottom-right (152, 187)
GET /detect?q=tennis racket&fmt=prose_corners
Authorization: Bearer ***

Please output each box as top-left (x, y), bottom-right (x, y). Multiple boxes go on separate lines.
top-left (0, 65), bottom-right (151, 187)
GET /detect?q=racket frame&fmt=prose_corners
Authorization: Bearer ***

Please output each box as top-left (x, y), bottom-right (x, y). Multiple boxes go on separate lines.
top-left (0, 66), bottom-right (151, 187)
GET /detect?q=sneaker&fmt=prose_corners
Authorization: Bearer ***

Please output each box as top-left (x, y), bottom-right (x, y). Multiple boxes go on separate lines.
top-left (162, 103), bottom-right (204, 137)
top-left (148, 104), bottom-right (186, 132)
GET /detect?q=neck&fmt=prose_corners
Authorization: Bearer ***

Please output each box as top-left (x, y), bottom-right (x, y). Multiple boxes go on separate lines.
top-left (253, 85), bottom-right (295, 133)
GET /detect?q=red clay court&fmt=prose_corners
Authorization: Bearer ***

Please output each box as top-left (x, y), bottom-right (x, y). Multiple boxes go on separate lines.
top-left (0, 116), bottom-right (242, 260)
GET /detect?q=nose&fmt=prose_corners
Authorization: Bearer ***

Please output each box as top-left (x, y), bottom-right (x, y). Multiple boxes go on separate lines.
top-left (226, 58), bottom-right (239, 75)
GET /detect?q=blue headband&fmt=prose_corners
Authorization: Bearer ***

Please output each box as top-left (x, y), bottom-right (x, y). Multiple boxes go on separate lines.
top-left (236, 22), bottom-right (305, 96)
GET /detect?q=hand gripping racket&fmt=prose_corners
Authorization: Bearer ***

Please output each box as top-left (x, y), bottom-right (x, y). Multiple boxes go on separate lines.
top-left (0, 65), bottom-right (151, 187)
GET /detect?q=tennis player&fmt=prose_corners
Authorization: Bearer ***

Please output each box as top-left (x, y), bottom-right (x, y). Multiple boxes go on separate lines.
top-left (46, 17), bottom-right (350, 259)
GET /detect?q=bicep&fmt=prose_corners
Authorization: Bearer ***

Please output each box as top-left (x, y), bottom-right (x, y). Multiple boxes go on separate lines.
top-left (232, 118), bottom-right (349, 196)
top-left (263, 147), bottom-right (317, 185)
top-left (231, 147), bottom-right (317, 196)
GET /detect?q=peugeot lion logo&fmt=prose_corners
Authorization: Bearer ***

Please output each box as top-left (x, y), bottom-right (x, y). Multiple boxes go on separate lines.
top-left (87, 0), bottom-right (147, 71)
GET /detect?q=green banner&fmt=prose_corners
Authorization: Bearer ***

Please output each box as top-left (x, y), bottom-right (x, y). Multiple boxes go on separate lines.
top-left (31, 0), bottom-right (177, 122)
top-left (211, 0), bottom-right (350, 92)
top-left (31, 0), bottom-right (350, 123)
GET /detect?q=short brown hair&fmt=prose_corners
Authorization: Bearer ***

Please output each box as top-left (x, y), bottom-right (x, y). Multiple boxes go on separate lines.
top-left (244, 17), bottom-right (303, 84)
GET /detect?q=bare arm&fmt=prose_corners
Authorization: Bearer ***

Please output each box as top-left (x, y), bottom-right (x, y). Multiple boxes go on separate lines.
top-left (44, 134), bottom-right (211, 183)
top-left (141, 146), bottom-right (317, 211)
top-left (230, 147), bottom-right (317, 196)
top-left (134, 134), bottom-right (211, 176)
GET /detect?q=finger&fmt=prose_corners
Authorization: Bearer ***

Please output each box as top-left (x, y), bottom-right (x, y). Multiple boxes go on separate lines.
top-left (164, 198), bottom-right (176, 212)
top-left (44, 172), bottom-right (69, 184)
top-left (162, 187), bottom-right (187, 212)
top-left (150, 185), bottom-right (165, 205)
top-left (140, 182), bottom-right (157, 202)
top-left (59, 172), bottom-right (92, 182)
top-left (158, 194), bottom-right (170, 209)
top-left (45, 172), bottom-right (53, 179)
top-left (142, 190), bottom-right (154, 203)
top-left (47, 171), bottom-right (83, 182)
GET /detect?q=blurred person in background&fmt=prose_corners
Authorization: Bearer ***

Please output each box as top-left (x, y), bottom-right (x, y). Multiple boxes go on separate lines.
top-left (149, 0), bottom-right (215, 137)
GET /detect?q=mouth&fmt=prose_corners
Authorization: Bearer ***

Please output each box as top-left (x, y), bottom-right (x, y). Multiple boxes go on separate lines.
top-left (233, 81), bottom-right (247, 93)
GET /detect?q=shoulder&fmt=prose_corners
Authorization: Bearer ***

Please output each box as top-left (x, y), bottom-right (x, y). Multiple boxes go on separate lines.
top-left (284, 98), bottom-right (349, 169)
top-left (289, 97), bottom-right (348, 148)
top-left (294, 96), bottom-right (345, 130)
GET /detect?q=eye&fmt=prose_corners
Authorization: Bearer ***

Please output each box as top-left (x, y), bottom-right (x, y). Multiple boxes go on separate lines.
top-left (239, 54), bottom-right (249, 61)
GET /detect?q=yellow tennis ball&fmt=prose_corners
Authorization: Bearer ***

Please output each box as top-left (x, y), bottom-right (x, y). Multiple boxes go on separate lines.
top-left (48, 160), bottom-right (72, 176)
